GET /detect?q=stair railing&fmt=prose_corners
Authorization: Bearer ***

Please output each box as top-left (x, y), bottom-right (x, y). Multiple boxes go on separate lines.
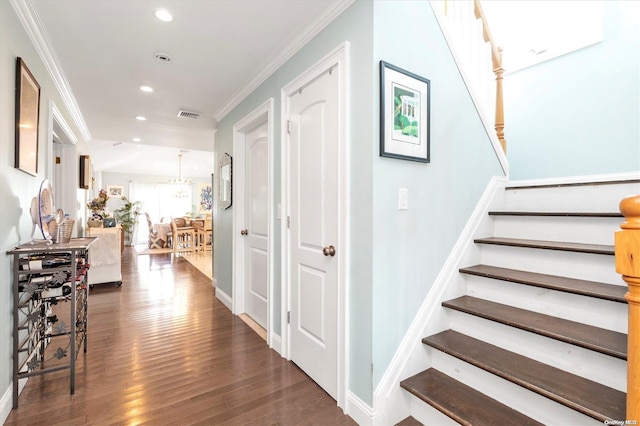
top-left (431, 0), bottom-right (506, 153)
top-left (615, 194), bottom-right (640, 421)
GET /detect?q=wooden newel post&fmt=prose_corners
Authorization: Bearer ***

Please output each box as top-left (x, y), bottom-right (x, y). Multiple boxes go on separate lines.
top-left (615, 194), bottom-right (640, 421)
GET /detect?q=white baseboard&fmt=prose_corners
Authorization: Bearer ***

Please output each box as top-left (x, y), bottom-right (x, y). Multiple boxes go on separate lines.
top-left (269, 332), bottom-right (282, 355)
top-left (215, 286), bottom-right (232, 311)
top-left (0, 385), bottom-right (12, 425)
top-left (372, 176), bottom-right (506, 424)
top-left (346, 390), bottom-right (376, 426)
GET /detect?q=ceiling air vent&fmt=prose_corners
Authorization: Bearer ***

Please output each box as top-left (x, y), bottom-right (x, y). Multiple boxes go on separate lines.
top-left (177, 109), bottom-right (200, 119)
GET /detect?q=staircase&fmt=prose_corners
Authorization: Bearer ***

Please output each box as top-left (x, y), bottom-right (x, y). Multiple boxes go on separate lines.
top-left (398, 179), bottom-right (639, 425)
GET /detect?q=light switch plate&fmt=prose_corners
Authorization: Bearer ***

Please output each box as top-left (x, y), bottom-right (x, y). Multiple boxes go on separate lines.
top-left (399, 188), bottom-right (408, 210)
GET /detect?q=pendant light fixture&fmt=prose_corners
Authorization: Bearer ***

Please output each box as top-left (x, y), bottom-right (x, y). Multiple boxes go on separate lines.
top-left (169, 154), bottom-right (192, 185)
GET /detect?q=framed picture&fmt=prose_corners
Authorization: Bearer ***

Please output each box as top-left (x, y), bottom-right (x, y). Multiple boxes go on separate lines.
top-left (15, 57), bottom-right (41, 176)
top-left (79, 155), bottom-right (91, 189)
top-left (380, 61), bottom-right (430, 162)
top-left (198, 183), bottom-right (213, 213)
top-left (107, 185), bottom-right (124, 197)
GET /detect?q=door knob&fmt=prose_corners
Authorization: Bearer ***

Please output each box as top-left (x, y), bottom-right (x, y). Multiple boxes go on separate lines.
top-left (240, 229), bottom-right (248, 236)
top-left (323, 245), bottom-right (336, 257)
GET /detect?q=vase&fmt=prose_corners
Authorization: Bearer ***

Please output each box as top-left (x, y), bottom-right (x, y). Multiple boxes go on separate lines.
top-left (87, 219), bottom-right (103, 228)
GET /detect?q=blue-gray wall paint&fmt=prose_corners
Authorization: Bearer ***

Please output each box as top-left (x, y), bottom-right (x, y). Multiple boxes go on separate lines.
top-left (505, 1), bottom-right (640, 180)
top-left (1, 1), bottom-right (90, 411)
top-left (371, 1), bottom-right (504, 387)
top-left (214, 0), bottom-right (375, 403)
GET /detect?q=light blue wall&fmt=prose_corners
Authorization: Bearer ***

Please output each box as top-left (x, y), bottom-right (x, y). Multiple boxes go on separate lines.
top-left (1, 1), bottom-right (89, 413)
top-left (371, 1), bottom-right (504, 387)
top-left (213, 0), bottom-right (375, 403)
top-left (505, 1), bottom-right (640, 180)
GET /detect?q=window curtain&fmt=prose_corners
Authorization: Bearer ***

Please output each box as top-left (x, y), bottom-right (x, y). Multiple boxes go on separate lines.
top-left (129, 181), bottom-right (192, 245)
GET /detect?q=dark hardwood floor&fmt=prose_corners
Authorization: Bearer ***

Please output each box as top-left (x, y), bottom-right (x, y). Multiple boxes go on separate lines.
top-left (6, 248), bottom-right (355, 425)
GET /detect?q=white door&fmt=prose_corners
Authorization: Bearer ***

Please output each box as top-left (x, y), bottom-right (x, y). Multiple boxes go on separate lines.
top-left (288, 67), bottom-right (339, 399)
top-left (243, 121), bottom-right (269, 328)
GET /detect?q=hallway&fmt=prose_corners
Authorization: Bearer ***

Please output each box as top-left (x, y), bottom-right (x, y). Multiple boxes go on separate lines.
top-left (5, 249), bottom-right (355, 425)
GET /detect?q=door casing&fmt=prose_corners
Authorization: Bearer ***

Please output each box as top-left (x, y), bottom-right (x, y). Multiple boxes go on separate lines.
top-left (281, 42), bottom-right (350, 408)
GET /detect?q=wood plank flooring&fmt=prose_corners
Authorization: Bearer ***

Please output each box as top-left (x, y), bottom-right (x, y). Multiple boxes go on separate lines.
top-left (6, 248), bottom-right (355, 425)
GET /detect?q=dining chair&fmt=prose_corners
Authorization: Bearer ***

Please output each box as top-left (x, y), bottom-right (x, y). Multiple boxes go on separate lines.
top-left (167, 219), bottom-right (195, 255)
top-left (144, 212), bottom-right (165, 249)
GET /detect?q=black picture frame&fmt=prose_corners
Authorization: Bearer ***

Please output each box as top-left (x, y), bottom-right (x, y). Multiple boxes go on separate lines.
top-left (380, 61), bottom-right (430, 163)
top-left (79, 155), bottom-right (91, 189)
top-left (15, 57), bottom-right (41, 176)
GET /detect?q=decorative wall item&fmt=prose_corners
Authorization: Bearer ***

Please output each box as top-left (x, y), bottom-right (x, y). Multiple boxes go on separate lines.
top-left (79, 155), bottom-right (91, 189)
top-left (107, 185), bottom-right (124, 197)
top-left (15, 57), bottom-right (41, 176)
top-left (380, 61), bottom-right (430, 162)
top-left (219, 153), bottom-right (232, 210)
top-left (198, 183), bottom-right (213, 213)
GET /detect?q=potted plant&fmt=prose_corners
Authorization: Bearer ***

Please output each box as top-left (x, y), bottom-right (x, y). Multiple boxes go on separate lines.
top-left (87, 189), bottom-right (109, 227)
top-left (114, 196), bottom-right (141, 246)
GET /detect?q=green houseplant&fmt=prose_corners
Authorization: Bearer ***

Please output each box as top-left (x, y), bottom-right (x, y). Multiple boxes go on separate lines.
top-left (114, 196), bottom-right (141, 246)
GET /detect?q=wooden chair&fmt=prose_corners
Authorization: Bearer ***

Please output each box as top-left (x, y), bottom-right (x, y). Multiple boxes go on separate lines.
top-left (167, 219), bottom-right (195, 255)
top-left (191, 219), bottom-right (212, 253)
top-left (144, 212), bottom-right (165, 249)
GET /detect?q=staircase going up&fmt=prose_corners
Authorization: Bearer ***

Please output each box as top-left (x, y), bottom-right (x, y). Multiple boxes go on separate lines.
top-left (399, 179), bottom-right (639, 425)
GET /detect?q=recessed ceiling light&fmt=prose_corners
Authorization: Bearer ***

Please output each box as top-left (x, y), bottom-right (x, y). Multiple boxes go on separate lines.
top-left (155, 8), bottom-right (173, 22)
top-left (135, 116), bottom-right (147, 121)
top-left (132, 137), bottom-right (141, 142)
top-left (139, 85), bottom-right (153, 93)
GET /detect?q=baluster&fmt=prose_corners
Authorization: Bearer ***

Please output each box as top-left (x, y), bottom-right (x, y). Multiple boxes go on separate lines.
top-left (615, 194), bottom-right (640, 420)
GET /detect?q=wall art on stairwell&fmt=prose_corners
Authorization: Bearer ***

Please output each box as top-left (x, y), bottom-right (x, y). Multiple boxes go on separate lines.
top-left (15, 57), bottom-right (41, 176)
top-left (380, 61), bottom-right (430, 163)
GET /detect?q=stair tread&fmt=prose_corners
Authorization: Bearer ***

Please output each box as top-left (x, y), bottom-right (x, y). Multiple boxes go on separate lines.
top-left (401, 368), bottom-right (543, 426)
top-left (488, 211), bottom-right (623, 217)
top-left (474, 237), bottom-right (614, 255)
top-left (459, 264), bottom-right (627, 303)
top-left (423, 330), bottom-right (626, 422)
top-left (443, 296), bottom-right (627, 359)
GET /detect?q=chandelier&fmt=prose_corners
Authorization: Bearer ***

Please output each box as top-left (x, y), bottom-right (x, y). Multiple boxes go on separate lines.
top-left (169, 154), bottom-right (192, 185)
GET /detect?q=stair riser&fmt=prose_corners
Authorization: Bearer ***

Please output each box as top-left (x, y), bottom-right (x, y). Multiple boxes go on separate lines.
top-left (479, 244), bottom-right (620, 284)
top-left (407, 396), bottom-right (458, 426)
top-left (491, 215), bottom-right (621, 246)
top-left (463, 275), bottom-right (627, 333)
top-left (430, 349), bottom-right (603, 425)
top-left (448, 310), bottom-right (627, 391)
top-left (504, 182), bottom-right (640, 212)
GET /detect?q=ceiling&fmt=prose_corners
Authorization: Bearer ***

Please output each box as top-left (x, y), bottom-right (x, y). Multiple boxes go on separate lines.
top-left (30, 0), bottom-right (350, 178)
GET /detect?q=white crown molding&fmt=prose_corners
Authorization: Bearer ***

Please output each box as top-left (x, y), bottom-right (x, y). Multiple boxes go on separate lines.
top-left (10, 0), bottom-right (92, 142)
top-left (214, 0), bottom-right (355, 122)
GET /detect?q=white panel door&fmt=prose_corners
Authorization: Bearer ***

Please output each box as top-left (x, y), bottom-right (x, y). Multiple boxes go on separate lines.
top-left (288, 68), bottom-right (339, 399)
top-left (244, 121), bottom-right (269, 328)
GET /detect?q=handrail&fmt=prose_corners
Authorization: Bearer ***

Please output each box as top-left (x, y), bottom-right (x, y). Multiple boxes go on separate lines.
top-left (473, 0), bottom-right (506, 153)
top-left (615, 194), bottom-right (640, 421)
top-left (437, 0), bottom-right (507, 153)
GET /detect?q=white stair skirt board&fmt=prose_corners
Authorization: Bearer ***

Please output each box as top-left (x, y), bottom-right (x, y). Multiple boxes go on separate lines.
top-left (374, 174), bottom-right (634, 424)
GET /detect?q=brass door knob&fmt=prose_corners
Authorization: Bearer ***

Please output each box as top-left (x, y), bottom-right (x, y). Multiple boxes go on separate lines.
top-left (322, 245), bottom-right (336, 257)
top-left (240, 229), bottom-right (248, 236)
